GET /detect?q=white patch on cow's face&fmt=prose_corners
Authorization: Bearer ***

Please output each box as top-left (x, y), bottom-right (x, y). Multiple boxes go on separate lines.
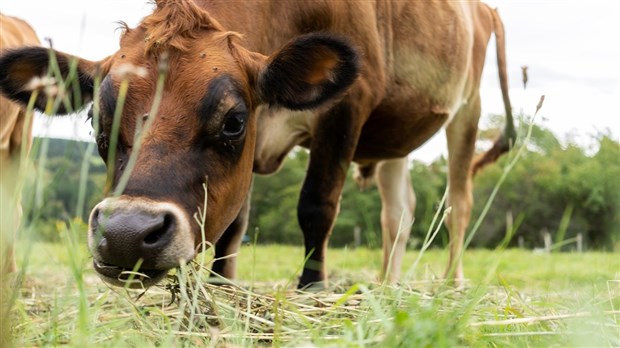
top-left (253, 105), bottom-right (314, 174)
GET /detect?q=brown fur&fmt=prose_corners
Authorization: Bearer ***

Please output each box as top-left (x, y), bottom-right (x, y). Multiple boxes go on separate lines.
top-left (0, 14), bottom-right (40, 274)
top-left (0, 1), bottom-right (515, 288)
top-left (142, 0), bottom-right (223, 54)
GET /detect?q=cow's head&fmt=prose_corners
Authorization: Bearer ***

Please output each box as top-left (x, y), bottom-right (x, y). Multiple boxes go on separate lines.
top-left (0, 0), bottom-right (358, 287)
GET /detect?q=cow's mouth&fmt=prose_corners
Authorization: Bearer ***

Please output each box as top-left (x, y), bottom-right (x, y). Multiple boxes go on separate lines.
top-left (93, 259), bottom-right (168, 288)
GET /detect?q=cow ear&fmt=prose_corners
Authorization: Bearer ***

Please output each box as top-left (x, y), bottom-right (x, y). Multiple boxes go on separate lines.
top-left (257, 33), bottom-right (359, 110)
top-left (0, 47), bottom-right (109, 115)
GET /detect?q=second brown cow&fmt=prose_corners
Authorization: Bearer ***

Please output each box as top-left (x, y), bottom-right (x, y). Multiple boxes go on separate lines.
top-left (0, 14), bottom-right (40, 275)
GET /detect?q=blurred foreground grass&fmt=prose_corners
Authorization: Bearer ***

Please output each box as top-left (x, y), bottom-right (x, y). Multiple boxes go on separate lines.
top-left (7, 241), bottom-right (619, 346)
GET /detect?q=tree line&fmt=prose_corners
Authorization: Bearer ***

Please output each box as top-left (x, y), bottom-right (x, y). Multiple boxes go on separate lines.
top-left (23, 120), bottom-right (619, 251)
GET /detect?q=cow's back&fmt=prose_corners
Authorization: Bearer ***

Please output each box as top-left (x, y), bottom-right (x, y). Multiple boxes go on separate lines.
top-left (201, 0), bottom-right (490, 161)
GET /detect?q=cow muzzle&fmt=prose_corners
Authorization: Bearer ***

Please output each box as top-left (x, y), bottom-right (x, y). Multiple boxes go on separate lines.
top-left (88, 197), bottom-right (195, 288)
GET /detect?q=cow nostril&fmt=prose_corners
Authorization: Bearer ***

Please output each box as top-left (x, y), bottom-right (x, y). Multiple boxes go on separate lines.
top-left (93, 208), bottom-right (179, 270)
top-left (90, 208), bottom-right (100, 235)
top-left (143, 213), bottom-right (174, 245)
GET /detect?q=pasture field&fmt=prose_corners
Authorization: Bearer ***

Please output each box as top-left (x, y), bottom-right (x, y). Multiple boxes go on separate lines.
top-left (4, 239), bottom-right (619, 347)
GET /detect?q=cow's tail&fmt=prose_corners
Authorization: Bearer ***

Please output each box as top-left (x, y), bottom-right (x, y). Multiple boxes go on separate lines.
top-left (471, 7), bottom-right (516, 175)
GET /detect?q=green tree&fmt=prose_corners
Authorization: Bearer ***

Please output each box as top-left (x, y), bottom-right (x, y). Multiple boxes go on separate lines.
top-left (471, 122), bottom-right (619, 251)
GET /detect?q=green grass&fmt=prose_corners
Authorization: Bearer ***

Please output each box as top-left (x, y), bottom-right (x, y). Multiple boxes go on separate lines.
top-left (1, 50), bottom-right (617, 347)
top-left (237, 245), bottom-right (618, 291)
top-left (6, 240), bottom-right (619, 347)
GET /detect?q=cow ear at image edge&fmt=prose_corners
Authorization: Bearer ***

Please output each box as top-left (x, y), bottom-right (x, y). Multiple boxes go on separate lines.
top-left (256, 33), bottom-right (360, 111)
top-left (0, 46), bottom-right (109, 115)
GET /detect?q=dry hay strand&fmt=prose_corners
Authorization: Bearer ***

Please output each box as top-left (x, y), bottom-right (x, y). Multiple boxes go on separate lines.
top-left (12, 256), bottom-right (619, 345)
top-left (154, 261), bottom-right (377, 341)
top-left (135, 258), bottom-right (463, 343)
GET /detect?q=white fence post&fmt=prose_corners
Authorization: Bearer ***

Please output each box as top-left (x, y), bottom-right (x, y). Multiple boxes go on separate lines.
top-left (543, 230), bottom-right (552, 253)
top-left (353, 225), bottom-right (361, 248)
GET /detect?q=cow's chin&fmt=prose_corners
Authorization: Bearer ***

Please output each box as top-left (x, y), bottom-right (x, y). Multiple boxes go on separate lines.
top-left (92, 259), bottom-right (169, 289)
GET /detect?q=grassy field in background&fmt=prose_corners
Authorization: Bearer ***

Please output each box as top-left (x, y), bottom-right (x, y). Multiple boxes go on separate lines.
top-left (1, 35), bottom-right (616, 346)
top-left (7, 240), bottom-right (619, 347)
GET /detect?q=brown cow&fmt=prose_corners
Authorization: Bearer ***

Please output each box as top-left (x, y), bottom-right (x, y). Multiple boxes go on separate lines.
top-left (0, 14), bottom-right (40, 274)
top-left (0, 0), bottom-right (514, 289)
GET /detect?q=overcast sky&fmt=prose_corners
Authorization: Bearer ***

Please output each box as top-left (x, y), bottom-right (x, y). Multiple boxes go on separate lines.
top-left (1, 0), bottom-right (618, 162)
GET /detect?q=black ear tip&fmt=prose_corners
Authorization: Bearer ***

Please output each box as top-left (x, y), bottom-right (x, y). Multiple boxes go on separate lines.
top-left (0, 46), bottom-right (50, 95)
top-left (0, 46), bottom-right (95, 114)
top-left (258, 32), bottom-right (360, 110)
top-left (292, 32), bottom-right (360, 60)
top-left (0, 46), bottom-right (50, 69)
top-left (286, 32), bottom-right (361, 81)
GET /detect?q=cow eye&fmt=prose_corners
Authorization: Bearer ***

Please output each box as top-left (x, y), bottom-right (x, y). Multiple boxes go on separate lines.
top-left (222, 111), bottom-right (247, 138)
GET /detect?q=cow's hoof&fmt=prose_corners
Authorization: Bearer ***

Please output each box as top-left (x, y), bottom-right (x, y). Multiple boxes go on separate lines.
top-left (297, 280), bottom-right (327, 292)
top-left (298, 268), bottom-right (327, 291)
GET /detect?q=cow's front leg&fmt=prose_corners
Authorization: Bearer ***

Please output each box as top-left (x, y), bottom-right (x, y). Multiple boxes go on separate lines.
top-left (297, 101), bottom-right (364, 289)
top-left (211, 191), bottom-right (251, 281)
